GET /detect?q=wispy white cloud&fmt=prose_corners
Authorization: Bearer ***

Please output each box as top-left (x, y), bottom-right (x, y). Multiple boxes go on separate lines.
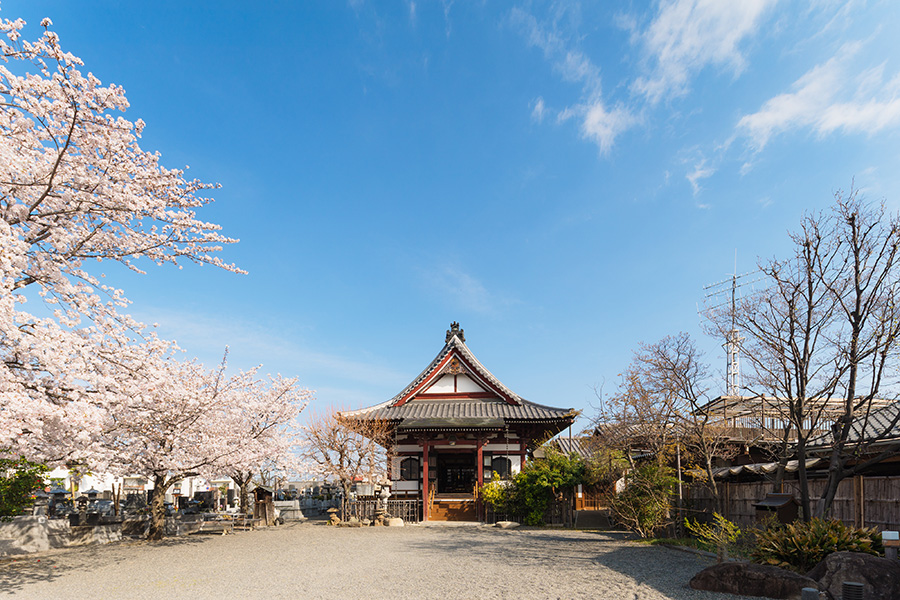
top-left (559, 101), bottom-right (638, 156)
top-left (632, 0), bottom-right (776, 104)
top-left (420, 265), bottom-right (512, 315)
top-left (686, 158), bottom-right (715, 195)
top-left (511, 7), bottom-right (636, 155)
top-left (738, 42), bottom-right (900, 150)
top-left (442, 0), bottom-right (454, 38)
top-left (407, 1), bottom-right (416, 27)
top-left (531, 96), bottom-right (547, 123)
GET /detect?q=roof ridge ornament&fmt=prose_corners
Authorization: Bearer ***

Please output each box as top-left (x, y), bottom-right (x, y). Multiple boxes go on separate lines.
top-left (445, 321), bottom-right (465, 343)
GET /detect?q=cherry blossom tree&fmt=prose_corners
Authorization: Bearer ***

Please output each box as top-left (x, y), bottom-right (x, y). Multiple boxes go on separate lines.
top-left (101, 353), bottom-right (309, 540)
top-left (0, 12), bottom-right (241, 463)
top-left (215, 375), bottom-right (312, 515)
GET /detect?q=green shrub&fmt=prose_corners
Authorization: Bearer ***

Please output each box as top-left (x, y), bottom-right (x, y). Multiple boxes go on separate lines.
top-left (684, 512), bottom-right (741, 562)
top-left (480, 474), bottom-right (516, 516)
top-left (513, 450), bottom-right (585, 525)
top-left (608, 461), bottom-right (676, 538)
top-left (480, 449), bottom-right (587, 526)
top-left (751, 518), bottom-right (883, 573)
top-left (0, 456), bottom-right (48, 520)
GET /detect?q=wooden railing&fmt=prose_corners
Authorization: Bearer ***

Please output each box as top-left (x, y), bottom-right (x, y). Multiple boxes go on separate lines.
top-left (350, 498), bottom-right (422, 523)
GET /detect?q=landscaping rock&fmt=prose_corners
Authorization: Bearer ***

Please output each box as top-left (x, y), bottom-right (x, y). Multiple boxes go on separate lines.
top-left (689, 562), bottom-right (822, 599)
top-left (806, 551), bottom-right (900, 600)
top-left (495, 521), bottom-right (520, 529)
top-left (338, 520), bottom-right (363, 527)
top-left (386, 518), bottom-right (404, 527)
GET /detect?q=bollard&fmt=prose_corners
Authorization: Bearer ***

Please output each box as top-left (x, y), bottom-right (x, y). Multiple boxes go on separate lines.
top-left (883, 530), bottom-right (899, 561)
top-left (800, 587), bottom-right (819, 600)
top-left (841, 581), bottom-right (864, 600)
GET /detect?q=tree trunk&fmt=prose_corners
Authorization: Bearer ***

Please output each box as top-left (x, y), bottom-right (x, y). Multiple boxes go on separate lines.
top-left (231, 472), bottom-right (252, 515)
top-left (815, 454), bottom-right (845, 518)
top-left (704, 455), bottom-right (721, 513)
top-left (796, 441), bottom-right (811, 521)
top-left (341, 481), bottom-right (351, 521)
top-left (772, 457), bottom-right (788, 493)
top-left (148, 474), bottom-right (171, 541)
top-left (111, 483), bottom-right (120, 517)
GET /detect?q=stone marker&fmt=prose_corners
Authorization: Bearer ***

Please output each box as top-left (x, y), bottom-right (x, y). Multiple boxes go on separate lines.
top-left (386, 518), bottom-right (404, 527)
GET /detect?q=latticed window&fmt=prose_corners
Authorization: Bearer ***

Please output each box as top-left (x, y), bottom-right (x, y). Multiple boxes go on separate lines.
top-left (400, 457), bottom-right (419, 481)
top-left (491, 456), bottom-right (512, 480)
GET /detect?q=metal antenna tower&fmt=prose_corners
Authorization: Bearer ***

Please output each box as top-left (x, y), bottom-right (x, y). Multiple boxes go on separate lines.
top-left (703, 253), bottom-right (761, 397)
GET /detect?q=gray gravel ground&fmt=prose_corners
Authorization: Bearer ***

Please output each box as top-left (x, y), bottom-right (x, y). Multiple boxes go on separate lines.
top-left (0, 522), bottom-right (764, 599)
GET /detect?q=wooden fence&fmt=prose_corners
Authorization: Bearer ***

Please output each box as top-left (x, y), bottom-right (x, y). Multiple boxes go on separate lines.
top-left (688, 475), bottom-right (900, 530)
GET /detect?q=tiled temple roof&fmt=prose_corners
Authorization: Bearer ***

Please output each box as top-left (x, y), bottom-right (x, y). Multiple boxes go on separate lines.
top-left (341, 323), bottom-right (576, 430)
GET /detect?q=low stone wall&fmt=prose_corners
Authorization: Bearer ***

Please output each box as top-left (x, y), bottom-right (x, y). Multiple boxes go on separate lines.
top-left (0, 516), bottom-right (122, 556)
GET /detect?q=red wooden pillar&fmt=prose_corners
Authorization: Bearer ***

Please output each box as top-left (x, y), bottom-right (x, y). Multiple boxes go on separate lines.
top-left (422, 441), bottom-right (430, 522)
top-left (476, 437), bottom-right (485, 521)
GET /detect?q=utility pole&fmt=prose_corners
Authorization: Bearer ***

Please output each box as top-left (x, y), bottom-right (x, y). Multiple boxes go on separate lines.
top-left (703, 253), bottom-right (760, 397)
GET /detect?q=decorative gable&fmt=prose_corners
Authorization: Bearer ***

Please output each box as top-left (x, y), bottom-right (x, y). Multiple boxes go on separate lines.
top-left (391, 324), bottom-right (521, 407)
top-left (419, 373), bottom-right (492, 397)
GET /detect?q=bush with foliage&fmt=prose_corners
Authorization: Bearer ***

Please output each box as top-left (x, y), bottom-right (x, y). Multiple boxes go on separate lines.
top-left (684, 512), bottom-right (741, 562)
top-left (751, 518), bottom-right (883, 573)
top-left (479, 449), bottom-right (587, 525)
top-left (0, 456), bottom-right (49, 520)
top-left (608, 461), bottom-right (677, 538)
top-left (513, 449), bottom-right (585, 525)
top-left (480, 474), bottom-right (517, 517)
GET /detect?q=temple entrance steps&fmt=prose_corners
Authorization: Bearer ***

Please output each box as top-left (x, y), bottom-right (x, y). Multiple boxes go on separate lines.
top-left (429, 499), bottom-right (476, 521)
top-left (574, 509), bottom-right (612, 529)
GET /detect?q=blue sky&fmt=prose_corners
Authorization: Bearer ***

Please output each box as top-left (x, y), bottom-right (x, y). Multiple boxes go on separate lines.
top-left (6, 1), bottom-right (900, 430)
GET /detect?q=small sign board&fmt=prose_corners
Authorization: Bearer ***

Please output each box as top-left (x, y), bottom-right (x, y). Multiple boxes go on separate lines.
top-left (882, 530), bottom-right (899, 547)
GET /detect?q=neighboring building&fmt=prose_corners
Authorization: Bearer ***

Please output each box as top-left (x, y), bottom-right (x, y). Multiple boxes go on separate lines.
top-left (341, 322), bottom-right (577, 521)
top-left (535, 435), bottom-right (596, 460)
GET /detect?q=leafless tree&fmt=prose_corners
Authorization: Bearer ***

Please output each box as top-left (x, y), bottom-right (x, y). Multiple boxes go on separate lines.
top-left (718, 210), bottom-right (844, 520)
top-left (634, 334), bottom-right (740, 512)
top-left (593, 334), bottom-right (736, 511)
top-left (300, 408), bottom-right (392, 520)
top-left (721, 187), bottom-right (900, 519)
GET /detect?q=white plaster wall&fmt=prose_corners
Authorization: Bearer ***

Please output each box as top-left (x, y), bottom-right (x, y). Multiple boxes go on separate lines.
top-left (456, 374), bottom-right (484, 393)
top-left (392, 480), bottom-right (419, 491)
top-left (425, 374), bottom-right (455, 393)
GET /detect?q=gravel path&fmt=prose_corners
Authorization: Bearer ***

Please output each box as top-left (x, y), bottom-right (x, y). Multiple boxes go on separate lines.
top-left (0, 522), bottom-right (762, 599)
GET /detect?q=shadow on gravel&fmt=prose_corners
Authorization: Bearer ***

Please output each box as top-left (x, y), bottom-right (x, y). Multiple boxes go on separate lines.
top-left (0, 535), bottom-right (206, 596)
top-left (403, 528), bottom-right (714, 598)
